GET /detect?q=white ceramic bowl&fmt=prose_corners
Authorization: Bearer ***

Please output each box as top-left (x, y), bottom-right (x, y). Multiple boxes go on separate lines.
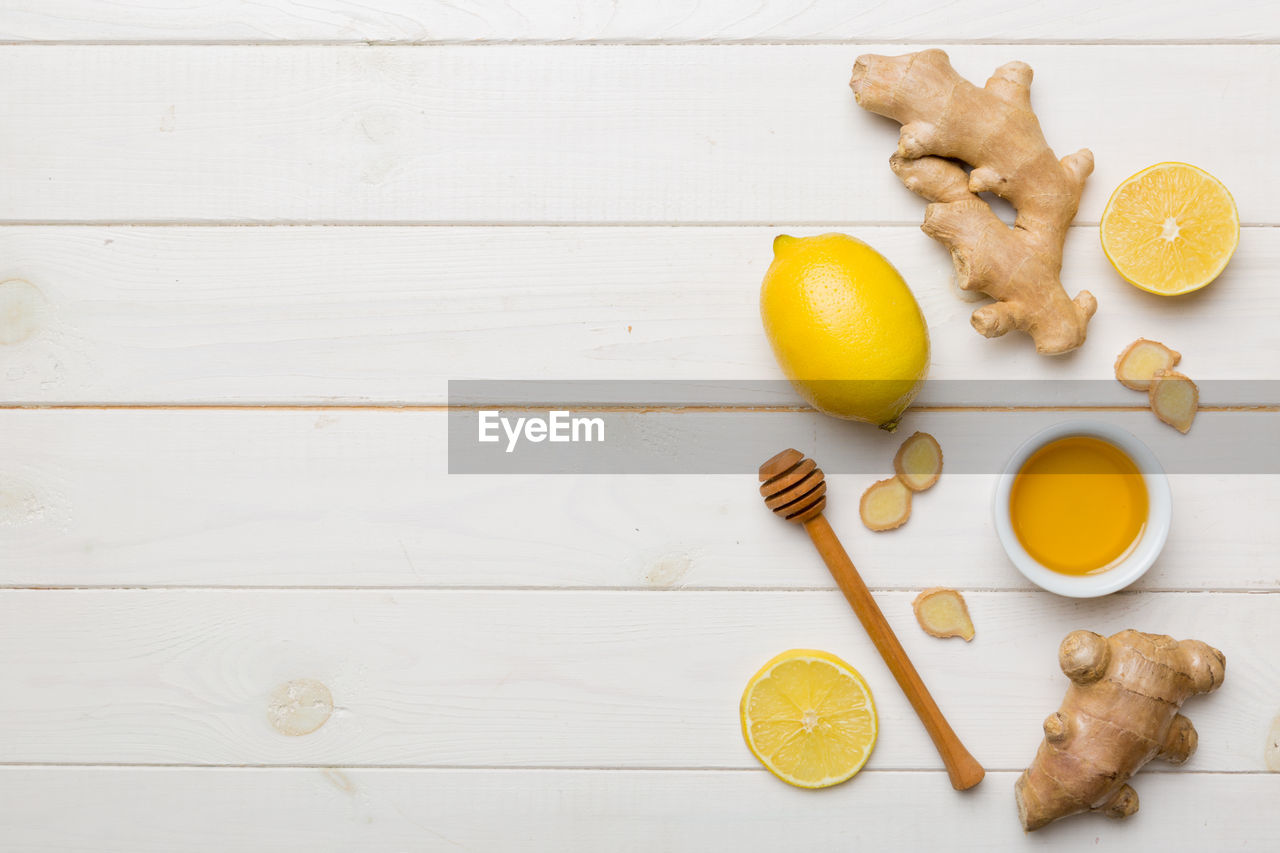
top-left (993, 420), bottom-right (1172, 598)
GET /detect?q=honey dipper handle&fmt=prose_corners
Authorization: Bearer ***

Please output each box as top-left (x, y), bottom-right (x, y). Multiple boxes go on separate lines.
top-left (803, 514), bottom-right (985, 791)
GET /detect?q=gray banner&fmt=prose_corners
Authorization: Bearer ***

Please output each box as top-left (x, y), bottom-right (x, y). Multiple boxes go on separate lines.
top-left (448, 381), bottom-right (1279, 475)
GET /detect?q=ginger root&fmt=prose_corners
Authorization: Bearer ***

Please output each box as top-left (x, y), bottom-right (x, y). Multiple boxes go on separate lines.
top-left (1150, 369), bottom-right (1198, 434)
top-left (913, 588), bottom-right (974, 641)
top-left (851, 50), bottom-right (1095, 354)
top-left (1114, 339), bottom-right (1181, 391)
top-left (893, 431), bottom-right (943, 491)
top-left (1016, 629), bottom-right (1225, 831)
top-left (859, 477), bottom-right (912, 531)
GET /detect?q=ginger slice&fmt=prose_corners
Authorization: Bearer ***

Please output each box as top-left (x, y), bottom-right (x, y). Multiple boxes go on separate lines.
top-left (913, 588), bottom-right (975, 641)
top-left (860, 477), bottom-right (912, 532)
top-left (893, 431), bottom-right (943, 492)
top-left (1149, 369), bottom-right (1198, 433)
top-left (1115, 339), bottom-right (1181, 391)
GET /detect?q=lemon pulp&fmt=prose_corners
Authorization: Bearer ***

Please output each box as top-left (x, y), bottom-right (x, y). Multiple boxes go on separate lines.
top-left (739, 649), bottom-right (878, 788)
top-left (1100, 162), bottom-right (1238, 295)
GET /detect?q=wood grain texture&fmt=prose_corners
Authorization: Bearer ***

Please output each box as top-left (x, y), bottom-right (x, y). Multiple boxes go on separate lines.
top-left (1, 46), bottom-right (1277, 223)
top-left (2, 409), bottom-right (1277, 590)
top-left (0, 10), bottom-right (1276, 845)
top-left (0, 589), bottom-right (1269, 769)
top-left (2, 226), bottom-right (1277, 405)
top-left (0, 0), bottom-right (1275, 43)
top-left (0, 767), bottom-right (1277, 851)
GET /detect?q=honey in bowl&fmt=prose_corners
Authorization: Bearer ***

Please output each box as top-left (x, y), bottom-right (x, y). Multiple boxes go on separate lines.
top-left (1009, 435), bottom-right (1148, 576)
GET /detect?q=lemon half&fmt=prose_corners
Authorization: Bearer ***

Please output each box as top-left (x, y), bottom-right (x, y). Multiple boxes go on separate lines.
top-left (1100, 162), bottom-right (1239, 295)
top-left (739, 649), bottom-right (878, 788)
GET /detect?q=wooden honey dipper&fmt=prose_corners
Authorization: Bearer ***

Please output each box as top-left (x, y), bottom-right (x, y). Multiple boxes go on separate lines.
top-left (759, 448), bottom-right (985, 791)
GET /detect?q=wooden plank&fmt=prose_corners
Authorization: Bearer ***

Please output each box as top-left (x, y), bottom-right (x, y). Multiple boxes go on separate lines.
top-left (0, 0), bottom-right (1275, 43)
top-left (0, 767), bottom-right (1276, 851)
top-left (2, 226), bottom-right (1276, 405)
top-left (0, 46), bottom-right (1276, 223)
top-left (2, 409), bottom-right (1276, 590)
top-left (0, 589), bottom-right (1269, 768)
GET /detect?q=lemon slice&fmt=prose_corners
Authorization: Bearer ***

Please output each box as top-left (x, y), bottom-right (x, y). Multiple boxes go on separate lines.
top-left (1100, 162), bottom-right (1239, 295)
top-left (739, 649), bottom-right (878, 788)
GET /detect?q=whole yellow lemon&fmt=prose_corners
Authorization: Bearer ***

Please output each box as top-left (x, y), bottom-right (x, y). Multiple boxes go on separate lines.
top-left (761, 233), bottom-right (929, 430)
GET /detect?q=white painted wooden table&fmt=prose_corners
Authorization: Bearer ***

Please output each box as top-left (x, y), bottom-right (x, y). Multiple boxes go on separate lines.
top-left (1, 2), bottom-right (1278, 849)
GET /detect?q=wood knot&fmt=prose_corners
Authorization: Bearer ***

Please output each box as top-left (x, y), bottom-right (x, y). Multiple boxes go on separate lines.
top-left (0, 280), bottom-right (44, 345)
top-left (268, 678), bottom-right (333, 736)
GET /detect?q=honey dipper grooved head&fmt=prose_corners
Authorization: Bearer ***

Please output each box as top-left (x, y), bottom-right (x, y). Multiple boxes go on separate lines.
top-left (759, 449), bottom-right (827, 524)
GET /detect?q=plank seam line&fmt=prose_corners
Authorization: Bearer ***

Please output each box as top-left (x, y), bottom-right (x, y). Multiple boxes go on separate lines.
top-left (0, 763), bottom-right (1265, 774)
top-left (1, 405), bottom-right (1275, 413)
top-left (0, 221), bottom-right (1276, 229)
top-left (1, 586), bottom-right (1272, 594)
top-left (0, 39), bottom-right (1276, 47)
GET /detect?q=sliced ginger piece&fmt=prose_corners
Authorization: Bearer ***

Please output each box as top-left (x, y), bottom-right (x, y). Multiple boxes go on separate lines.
top-left (1149, 369), bottom-right (1198, 433)
top-left (1114, 339), bottom-right (1181, 391)
top-left (893, 431), bottom-right (943, 492)
top-left (913, 588), bottom-right (974, 641)
top-left (860, 477), bottom-right (912, 532)
top-left (860, 432), bottom-right (942, 531)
